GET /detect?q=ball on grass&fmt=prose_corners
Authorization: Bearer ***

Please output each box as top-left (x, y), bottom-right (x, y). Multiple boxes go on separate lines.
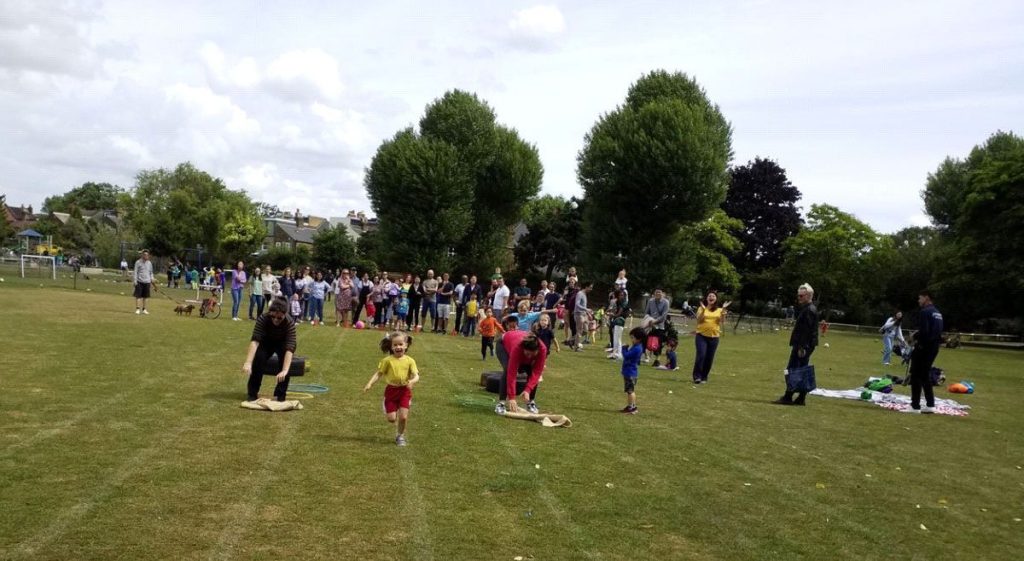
top-left (355, 320), bottom-right (365, 329)
top-left (824, 343), bottom-right (830, 348)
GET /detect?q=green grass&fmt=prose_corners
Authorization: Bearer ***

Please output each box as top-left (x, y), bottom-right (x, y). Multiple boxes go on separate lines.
top-left (1, 272), bottom-right (1023, 560)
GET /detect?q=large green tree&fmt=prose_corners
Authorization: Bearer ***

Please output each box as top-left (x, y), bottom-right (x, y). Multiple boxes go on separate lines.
top-left (513, 195), bottom-right (581, 281)
top-left (121, 162), bottom-right (264, 260)
top-left (365, 90), bottom-right (543, 273)
top-left (0, 194), bottom-right (15, 244)
top-left (42, 182), bottom-right (123, 213)
top-left (312, 226), bottom-right (357, 272)
top-left (922, 130), bottom-right (1024, 326)
top-left (722, 157), bottom-right (802, 303)
top-left (577, 70), bottom-right (733, 291)
top-left (779, 204), bottom-right (894, 322)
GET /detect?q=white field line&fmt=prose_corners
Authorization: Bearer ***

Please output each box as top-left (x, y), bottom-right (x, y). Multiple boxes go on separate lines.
top-left (0, 394), bottom-right (126, 457)
top-left (395, 453), bottom-right (435, 561)
top-left (430, 344), bottom-right (592, 559)
top-left (205, 416), bottom-right (300, 561)
top-left (6, 402), bottom-right (214, 560)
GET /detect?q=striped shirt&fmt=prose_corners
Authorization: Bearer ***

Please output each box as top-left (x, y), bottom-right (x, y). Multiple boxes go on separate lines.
top-left (251, 314), bottom-right (297, 352)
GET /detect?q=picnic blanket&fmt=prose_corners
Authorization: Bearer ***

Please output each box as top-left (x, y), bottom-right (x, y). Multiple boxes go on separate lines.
top-left (810, 388), bottom-right (970, 416)
top-left (504, 410), bottom-right (573, 428)
top-left (240, 398), bottom-right (304, 412)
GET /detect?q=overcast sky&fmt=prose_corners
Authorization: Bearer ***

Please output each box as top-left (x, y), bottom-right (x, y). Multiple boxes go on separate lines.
top-left (1, 0), bottom-right (1021, 232)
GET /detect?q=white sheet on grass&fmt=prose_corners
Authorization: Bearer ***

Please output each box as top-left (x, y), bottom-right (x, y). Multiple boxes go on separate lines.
top-left (810, 388), bottom-right (970, 416)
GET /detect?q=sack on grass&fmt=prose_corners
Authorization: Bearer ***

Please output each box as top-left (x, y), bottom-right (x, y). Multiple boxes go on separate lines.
top-left (503, 410), bottom-right (572, 428)
top-left (241, 398), bottom-right (303, 412)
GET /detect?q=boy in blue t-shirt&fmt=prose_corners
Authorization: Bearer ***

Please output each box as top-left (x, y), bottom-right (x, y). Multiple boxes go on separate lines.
top-left (620, 327), bottom-right (646, 414)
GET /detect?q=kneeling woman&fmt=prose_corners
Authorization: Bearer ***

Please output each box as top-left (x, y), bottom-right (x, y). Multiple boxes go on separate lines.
top-left (494, 328), bottom-right (548, 416)
top-left (242, 297), bottom-right (297, 401)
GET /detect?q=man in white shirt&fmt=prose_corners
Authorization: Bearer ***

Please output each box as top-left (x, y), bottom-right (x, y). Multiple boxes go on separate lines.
top-left (133, 250), bottom-right (156, 315)
top-left (492, 278), bottom-right (511, 316)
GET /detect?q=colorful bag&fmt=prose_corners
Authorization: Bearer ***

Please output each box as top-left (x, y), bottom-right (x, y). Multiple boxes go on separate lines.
top-left (646, 335), bottom-right (661, 352)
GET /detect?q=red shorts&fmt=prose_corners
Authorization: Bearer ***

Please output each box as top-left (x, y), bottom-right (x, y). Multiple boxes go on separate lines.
top-left (383, 384), bottom-right (412, 413)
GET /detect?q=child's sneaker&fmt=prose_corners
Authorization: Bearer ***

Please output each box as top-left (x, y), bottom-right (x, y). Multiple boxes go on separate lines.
top-left (396, 434), bottom-right (407, 447)
top-left (494, 402), bottom-right (506, 415)
top-left (922, 406), bottom-right (935, 414)
top-left (526, 401), bottom-right (539, 414)
top-left (622, 406), bottom-right (637, 415)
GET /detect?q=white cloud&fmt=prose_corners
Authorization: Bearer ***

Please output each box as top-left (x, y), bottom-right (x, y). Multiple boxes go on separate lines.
top-left (164, 83), bottom-right (261, 136)
top-left (507, 5), bottom-right (566, 50)
top-left (265, 48), bottom-right (344, 101)
top-left (108, 135), bottom-right (155, 166)
top-left (239, 163), bottom-right (279, 190)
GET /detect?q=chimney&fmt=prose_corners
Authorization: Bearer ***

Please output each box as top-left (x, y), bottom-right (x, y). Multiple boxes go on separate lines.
top-left (27, 205), bottom-right (33, 215)
top-left (295, 209), bottom-right (301, 228)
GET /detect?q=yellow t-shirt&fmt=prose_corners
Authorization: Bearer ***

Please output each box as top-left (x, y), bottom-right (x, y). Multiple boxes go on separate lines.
top-left (377, 355), bottom-right (419, 386)
top-left (467, 300), bottom-right (479, 317)
top-left (696, 307), bottom-right (724, 338)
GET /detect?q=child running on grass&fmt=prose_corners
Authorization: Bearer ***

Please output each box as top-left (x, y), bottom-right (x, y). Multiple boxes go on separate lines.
top-left (478, 307), bottom-right (504, 360)
top-left (363, 331), bottom-right (420, 446)
top-left (620, 327), bottom-right (646, 414)
top-left (654, 338), bottom-right (679, 371)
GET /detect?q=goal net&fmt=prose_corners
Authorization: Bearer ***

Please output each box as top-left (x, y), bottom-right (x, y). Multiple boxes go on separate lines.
top-left (20, 254), bottom-right (57, 280)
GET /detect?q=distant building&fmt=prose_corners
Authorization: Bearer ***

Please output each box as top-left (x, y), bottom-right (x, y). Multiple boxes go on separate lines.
top-left (260, 208), bottom-right (330, 253)
top-left (3, 203), bottom-right (38, 231)
top-left (329, 210), bottom-right (379, 242)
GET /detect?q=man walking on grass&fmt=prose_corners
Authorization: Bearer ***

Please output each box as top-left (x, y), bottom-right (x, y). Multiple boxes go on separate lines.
top-left (133, 250), bottom-right (156, 315)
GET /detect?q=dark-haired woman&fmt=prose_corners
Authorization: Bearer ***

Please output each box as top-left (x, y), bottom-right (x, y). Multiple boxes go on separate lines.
top-left (692, 291), bottom-right (730, 384)
top-left (242, 297), bottom-right (297, 402)
top-left (494, 330), bottom-right (548, 416)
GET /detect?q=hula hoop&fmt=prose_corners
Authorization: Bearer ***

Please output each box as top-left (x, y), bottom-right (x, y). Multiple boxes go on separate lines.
top-left (288, 383), bottom-right (329, 394)
top-left (286, 392), bottom-right (315, 400)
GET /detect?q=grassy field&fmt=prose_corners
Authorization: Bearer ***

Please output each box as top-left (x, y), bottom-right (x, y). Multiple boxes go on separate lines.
top-left (1, 270), bottom-right (1022, 560)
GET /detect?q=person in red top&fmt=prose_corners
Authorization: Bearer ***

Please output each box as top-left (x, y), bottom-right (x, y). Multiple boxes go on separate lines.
top-left (494, 328), bottom-right (547, 416)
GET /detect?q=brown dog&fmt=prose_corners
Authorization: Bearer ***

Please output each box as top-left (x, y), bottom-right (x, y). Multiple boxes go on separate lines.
top-left (174, 304), bottom-right (185, 315)
top-left (184, 304), bottom-right (194, 316)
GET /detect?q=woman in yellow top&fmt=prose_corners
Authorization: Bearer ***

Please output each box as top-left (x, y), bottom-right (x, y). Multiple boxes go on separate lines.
top-left (692, 291), bottom-right (730, 384)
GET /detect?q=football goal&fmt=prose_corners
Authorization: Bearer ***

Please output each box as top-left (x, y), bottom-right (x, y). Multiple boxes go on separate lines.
top-left (20, 254), bottom-right (57, 280)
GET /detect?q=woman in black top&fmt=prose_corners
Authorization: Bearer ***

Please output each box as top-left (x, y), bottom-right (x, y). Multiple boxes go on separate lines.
top-left (242, 297), bottom-right (297, 402)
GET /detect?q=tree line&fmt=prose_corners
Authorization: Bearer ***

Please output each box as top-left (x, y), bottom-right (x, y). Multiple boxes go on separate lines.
top-left (8, 70), bottom-right (1020, 332)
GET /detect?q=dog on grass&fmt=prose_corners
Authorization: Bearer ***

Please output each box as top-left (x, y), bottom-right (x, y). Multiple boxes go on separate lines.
top-left (174, 304), bottom-right (195, 316)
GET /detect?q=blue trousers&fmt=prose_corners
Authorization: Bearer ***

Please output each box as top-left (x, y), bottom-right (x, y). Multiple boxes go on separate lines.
top-left (249, 293), bottom-right (263, 319)
top-left (692, 334), bottom-right (720, 382)
top-left (231, 287), bottom-right (243, 319)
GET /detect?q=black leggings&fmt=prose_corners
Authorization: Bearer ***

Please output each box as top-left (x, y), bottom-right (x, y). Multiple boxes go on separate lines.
top-left (481, 336), bottom-right (494, 359)
top-left (910, 345), bottom-right (939, 408)
top-left (247, 343), bottom-right (291, 401)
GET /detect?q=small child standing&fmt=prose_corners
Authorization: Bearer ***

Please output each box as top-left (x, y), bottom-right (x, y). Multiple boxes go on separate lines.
top-left (620, 327), bottom-right (645, 414)
top-left (289, 293), bottom-right (303, 323)
top-left (655, 338), bottom-right (679, 371)
top-left (463, 293), bottom-right (479, 336)
top-left (532, 313), bottom-right (560, 354)
top-left (478, 307), bottom-right (504, 360)
top-left (363, 332), bottom-right (420, 446)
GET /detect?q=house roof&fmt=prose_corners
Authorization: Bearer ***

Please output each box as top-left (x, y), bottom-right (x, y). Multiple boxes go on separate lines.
top-left (276, 222), bottom-right (318, 244)
top-left (51, 212), bottom-right (71, 225)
